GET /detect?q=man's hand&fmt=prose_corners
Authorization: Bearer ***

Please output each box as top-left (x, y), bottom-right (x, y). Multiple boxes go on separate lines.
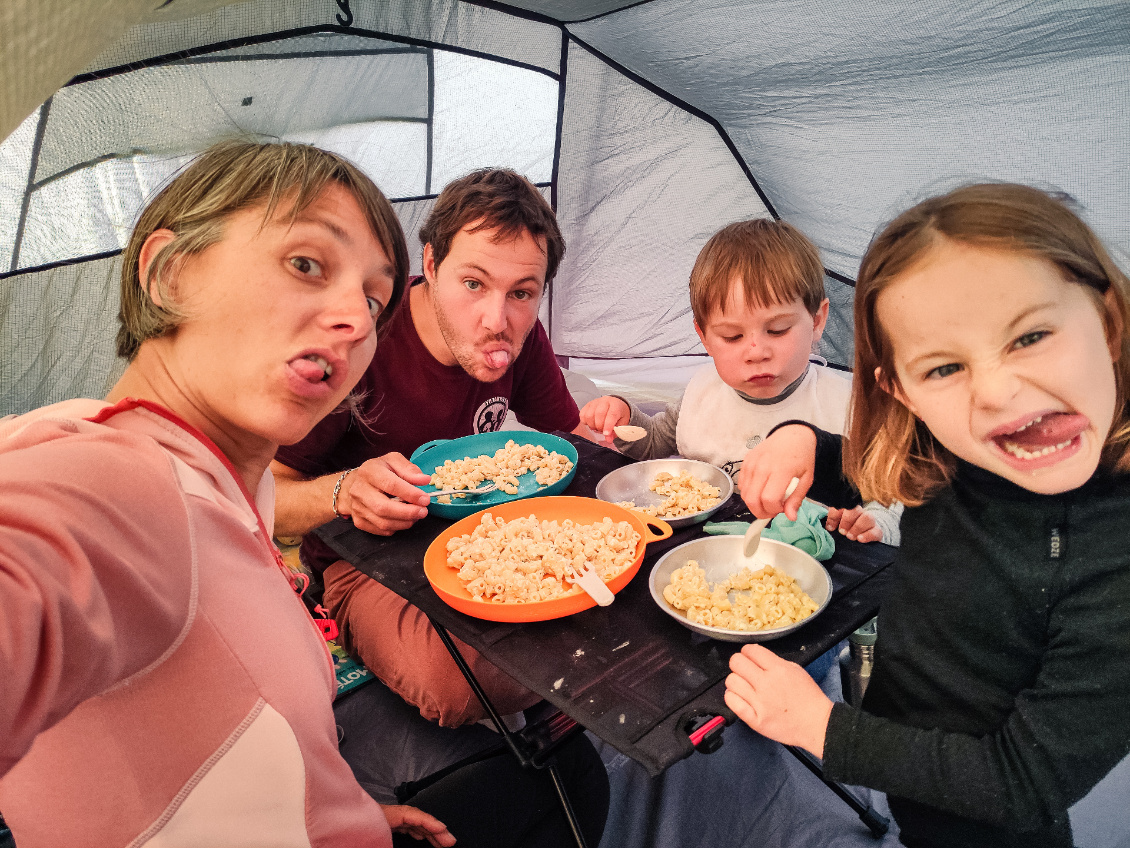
top-left (737, 425), bottom-right (817, 521)
top-left (339, 453), bottom-right (433, 536)
top-left (724, 644), bottom-right (834, 759)
top-left (824, 506), bottom-right (882, 543)
top-left (380, 804), bottom-right (456, 847)
top-left (579, 396), bottom-right (631, 446)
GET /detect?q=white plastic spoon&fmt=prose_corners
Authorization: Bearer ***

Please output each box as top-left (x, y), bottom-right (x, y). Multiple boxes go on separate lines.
top-left (742, 476), bottom-right (801, 558)
top-left (571, 563), bottom-right (615, 606)
top-left (613, 425), bottom-right (648, 442)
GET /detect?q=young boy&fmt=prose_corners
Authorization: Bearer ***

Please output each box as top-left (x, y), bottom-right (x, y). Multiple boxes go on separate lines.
top-left (580, 218), bottom-right (901, 545)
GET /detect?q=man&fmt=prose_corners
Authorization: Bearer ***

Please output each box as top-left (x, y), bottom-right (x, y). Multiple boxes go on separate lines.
top-left (272, 168), bottom-right (593, 727)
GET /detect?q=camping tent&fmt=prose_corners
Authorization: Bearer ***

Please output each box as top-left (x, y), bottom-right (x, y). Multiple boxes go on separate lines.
top-left (2, 0), bottom-right (1127, 415)
top-left (1, 4), bottom-right (1129, 846)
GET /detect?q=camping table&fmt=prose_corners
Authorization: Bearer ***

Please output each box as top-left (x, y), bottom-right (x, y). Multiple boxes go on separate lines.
top-left (316, 435), bottom-right (896, 842)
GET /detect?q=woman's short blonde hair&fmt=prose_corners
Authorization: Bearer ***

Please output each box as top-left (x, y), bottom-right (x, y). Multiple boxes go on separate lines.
top-left (689, 219), bottom-right (825, 327)
top-left (117, 140), bottom-right (409, 360)
top-left (845, 182), bottom-right (1130, 505)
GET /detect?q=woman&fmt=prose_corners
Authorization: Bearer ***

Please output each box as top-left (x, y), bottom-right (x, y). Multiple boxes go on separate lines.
top-left (0, 141), bottom-right (607, 848)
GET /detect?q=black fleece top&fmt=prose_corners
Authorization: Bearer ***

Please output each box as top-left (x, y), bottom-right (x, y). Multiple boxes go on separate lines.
top-left (796, 426), bottom-right (1130, 848)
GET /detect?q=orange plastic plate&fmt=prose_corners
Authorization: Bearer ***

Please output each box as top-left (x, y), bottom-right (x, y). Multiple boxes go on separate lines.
top-left (424, 496), bottom-right (673, 622)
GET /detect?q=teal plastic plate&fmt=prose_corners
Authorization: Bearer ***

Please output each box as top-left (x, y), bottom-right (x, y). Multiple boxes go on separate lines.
top-left (409, 431), bottom-right (580, 519)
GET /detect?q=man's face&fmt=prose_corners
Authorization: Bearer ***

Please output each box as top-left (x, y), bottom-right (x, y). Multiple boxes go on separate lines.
top-left (423, 223), bottom-right (547, 382)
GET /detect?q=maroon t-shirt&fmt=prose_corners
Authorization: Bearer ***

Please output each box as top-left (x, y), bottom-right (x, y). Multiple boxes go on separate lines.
top-left (276, 279), bottom-right (580, 575)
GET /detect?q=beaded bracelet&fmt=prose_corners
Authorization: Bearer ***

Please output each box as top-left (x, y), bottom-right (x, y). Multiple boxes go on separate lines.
top-left (331, 467), bottom-right (357, 518)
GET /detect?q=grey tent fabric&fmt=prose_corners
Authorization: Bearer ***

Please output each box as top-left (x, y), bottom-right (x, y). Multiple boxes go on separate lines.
top-left (5, 0), bottom-right (1129, 414)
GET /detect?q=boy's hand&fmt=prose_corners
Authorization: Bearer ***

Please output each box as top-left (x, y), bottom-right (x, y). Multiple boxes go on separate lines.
top-left (825, 506), bottom-right (882, 543)
top-left (579, 396), bottom-right (631, 445)
top-left (724, 644), bottom-right (834, 759)
top-left (737, 425), bottom-right (817, 520)
top-left (380, 804), bottom-right (456, 847)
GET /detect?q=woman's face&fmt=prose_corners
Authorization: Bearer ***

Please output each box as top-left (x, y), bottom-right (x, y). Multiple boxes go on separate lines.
top-left (879, 239), bottom-right (1119, 494)
top-left (148, 183), bottom-right (395, 454)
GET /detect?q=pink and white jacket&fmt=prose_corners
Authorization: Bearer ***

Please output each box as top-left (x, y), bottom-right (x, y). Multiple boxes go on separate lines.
top-left (0, 398), bottom-right (392, 847)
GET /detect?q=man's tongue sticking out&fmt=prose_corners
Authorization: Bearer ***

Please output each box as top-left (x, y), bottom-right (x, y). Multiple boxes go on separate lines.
top-left (485, 349), bottom-right (510, 369)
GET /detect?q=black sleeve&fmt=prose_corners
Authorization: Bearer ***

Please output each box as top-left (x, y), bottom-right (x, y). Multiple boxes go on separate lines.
top-left (766, 420), bottom-right (861, 508)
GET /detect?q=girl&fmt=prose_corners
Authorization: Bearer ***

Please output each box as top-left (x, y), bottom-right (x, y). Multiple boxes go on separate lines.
top-left (729, 183), bottom-right (1130, 848)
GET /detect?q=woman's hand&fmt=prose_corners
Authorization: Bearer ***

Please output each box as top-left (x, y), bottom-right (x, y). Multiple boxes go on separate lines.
top-left (381, 804), bottom-right (456, 847)
top-left (824, 506), bottom-right (883, 543)
top-left (724, 644), bottom-right (834, 758)
top-left (340, 453), bottom-right (433, 536)
top-left (737, 425), bottom-right (817, 520)
top-left (579, 396), bottom-right (631, 446)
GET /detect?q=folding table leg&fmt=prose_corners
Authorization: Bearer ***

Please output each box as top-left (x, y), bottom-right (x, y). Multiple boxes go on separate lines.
top-left (785, 745), bottom-right (889, 838)
top-left (428, 616), bottom-right (590, 848)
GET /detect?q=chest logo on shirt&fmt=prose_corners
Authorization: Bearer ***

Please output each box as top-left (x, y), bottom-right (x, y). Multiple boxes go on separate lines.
top-left (475, 397), bottom-right (509, 433)
top-left (746, 434), bottom-right (763, 449)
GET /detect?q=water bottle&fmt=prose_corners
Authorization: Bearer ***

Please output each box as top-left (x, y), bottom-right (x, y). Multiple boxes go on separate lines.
top-left (838, 617), bottom-right (878, 706)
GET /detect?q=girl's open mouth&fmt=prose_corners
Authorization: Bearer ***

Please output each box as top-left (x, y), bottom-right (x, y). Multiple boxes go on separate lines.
top-left (989, 412), bottom-right (1088, 468)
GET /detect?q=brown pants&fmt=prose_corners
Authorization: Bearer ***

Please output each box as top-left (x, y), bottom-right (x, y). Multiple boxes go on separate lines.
top-left (323, 559), bottom-right (542, 727)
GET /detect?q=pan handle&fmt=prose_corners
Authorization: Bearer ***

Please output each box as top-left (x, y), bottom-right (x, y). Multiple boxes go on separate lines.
top-left (637, 514), bottom-right (672, 543)
top-left (410, 438), bottom-right (450, 463)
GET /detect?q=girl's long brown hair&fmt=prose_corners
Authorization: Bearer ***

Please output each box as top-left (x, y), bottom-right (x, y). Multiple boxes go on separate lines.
top-left (845, 183), bottom-right (1130, 505)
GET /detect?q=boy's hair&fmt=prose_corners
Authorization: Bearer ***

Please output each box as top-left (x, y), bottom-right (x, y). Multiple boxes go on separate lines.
top-left (846, 182), bottom-right (1130, 505)
top-left (417, 168), bottom-right (565, 285)
top-left (689, 218), bottom-right (825, 326)
top-left (117, 140), bottom-right (409, 360)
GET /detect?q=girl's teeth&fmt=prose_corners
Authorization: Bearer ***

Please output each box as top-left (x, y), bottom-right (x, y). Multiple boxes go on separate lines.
top-left (1013, 415), bottom-right (1044, 433)
top-left (1002, 439), bottom-right (1073, 460)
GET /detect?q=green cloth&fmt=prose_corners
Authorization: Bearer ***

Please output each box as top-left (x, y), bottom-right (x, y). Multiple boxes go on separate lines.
top-left (703, 500), bottom-right (835, 560)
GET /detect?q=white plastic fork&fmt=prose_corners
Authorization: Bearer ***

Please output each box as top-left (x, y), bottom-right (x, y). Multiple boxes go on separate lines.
top-left (570, 563), bottom-right (616, 606)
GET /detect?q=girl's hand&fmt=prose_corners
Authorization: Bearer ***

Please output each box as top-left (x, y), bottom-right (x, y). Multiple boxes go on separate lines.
top-left (737, 425), bottom-right (817, 520)
top-left (724, 644), bottom-right (834, 758)
top-left (825, 506), bottom-right (883, 543)
top-left (380, 804), bottom-right (456, 847)
top-left (579, 396), bottom-right (631, 445)
top-left (341, 453), bottom-right (433, 536)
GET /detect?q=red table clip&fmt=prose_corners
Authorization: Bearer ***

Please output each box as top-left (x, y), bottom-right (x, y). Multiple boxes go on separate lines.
top-left (688, 715), bottom-right (727, 752)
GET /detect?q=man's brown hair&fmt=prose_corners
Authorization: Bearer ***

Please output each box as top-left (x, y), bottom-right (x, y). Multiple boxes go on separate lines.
top-left (845, 182), bottom-right (1130, 506)
top-left (117, 140), bottom-right (409, 360)
top-left (689, 218), bottom-right (825, 326)
top-left (417, 168), bottom-right (565, 285)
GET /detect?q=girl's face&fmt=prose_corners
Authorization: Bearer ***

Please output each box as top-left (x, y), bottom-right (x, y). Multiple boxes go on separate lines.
top-left (879, 239), bottom-right (1120, 494)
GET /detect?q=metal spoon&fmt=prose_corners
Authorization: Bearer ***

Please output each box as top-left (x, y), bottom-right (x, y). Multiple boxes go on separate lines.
top-left (427, 482), bottom-right (499, 499)
top-left (742, 476), bottom-right (801, 558)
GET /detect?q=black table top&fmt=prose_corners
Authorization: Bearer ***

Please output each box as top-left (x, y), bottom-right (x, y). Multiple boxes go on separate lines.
top-left (317, 435), bottom-right (895, 776)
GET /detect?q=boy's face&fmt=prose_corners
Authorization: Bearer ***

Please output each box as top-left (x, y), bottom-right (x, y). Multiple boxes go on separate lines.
top-left (695, 282), bottom-right (829, 399)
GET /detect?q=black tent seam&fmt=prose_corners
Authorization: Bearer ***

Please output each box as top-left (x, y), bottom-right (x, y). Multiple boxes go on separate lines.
top-left (565, 36), bottom-right (779, 220)
top-left (825, 269), bottom-right (857, 287)
top-left (548, 30), bottom-right (569, 346)
top-left (64, 25), bottom-right (560, 87)
top-left (426, 49), bottom-right (435, 196)
top-left (456, 1), bottom-right (563, 27)
top-left (10, 99), bottom-right (52, 274)
top-left (393, 182), bottom-right (551, 205)
top-left (0, 248), bottom-right (122, 282)
top-left (30, 117), bottom-right (432, 193)
top-left (167, 48), bottom-right (427, 63)
top-left (568, 0), bottom-right (661, 24)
